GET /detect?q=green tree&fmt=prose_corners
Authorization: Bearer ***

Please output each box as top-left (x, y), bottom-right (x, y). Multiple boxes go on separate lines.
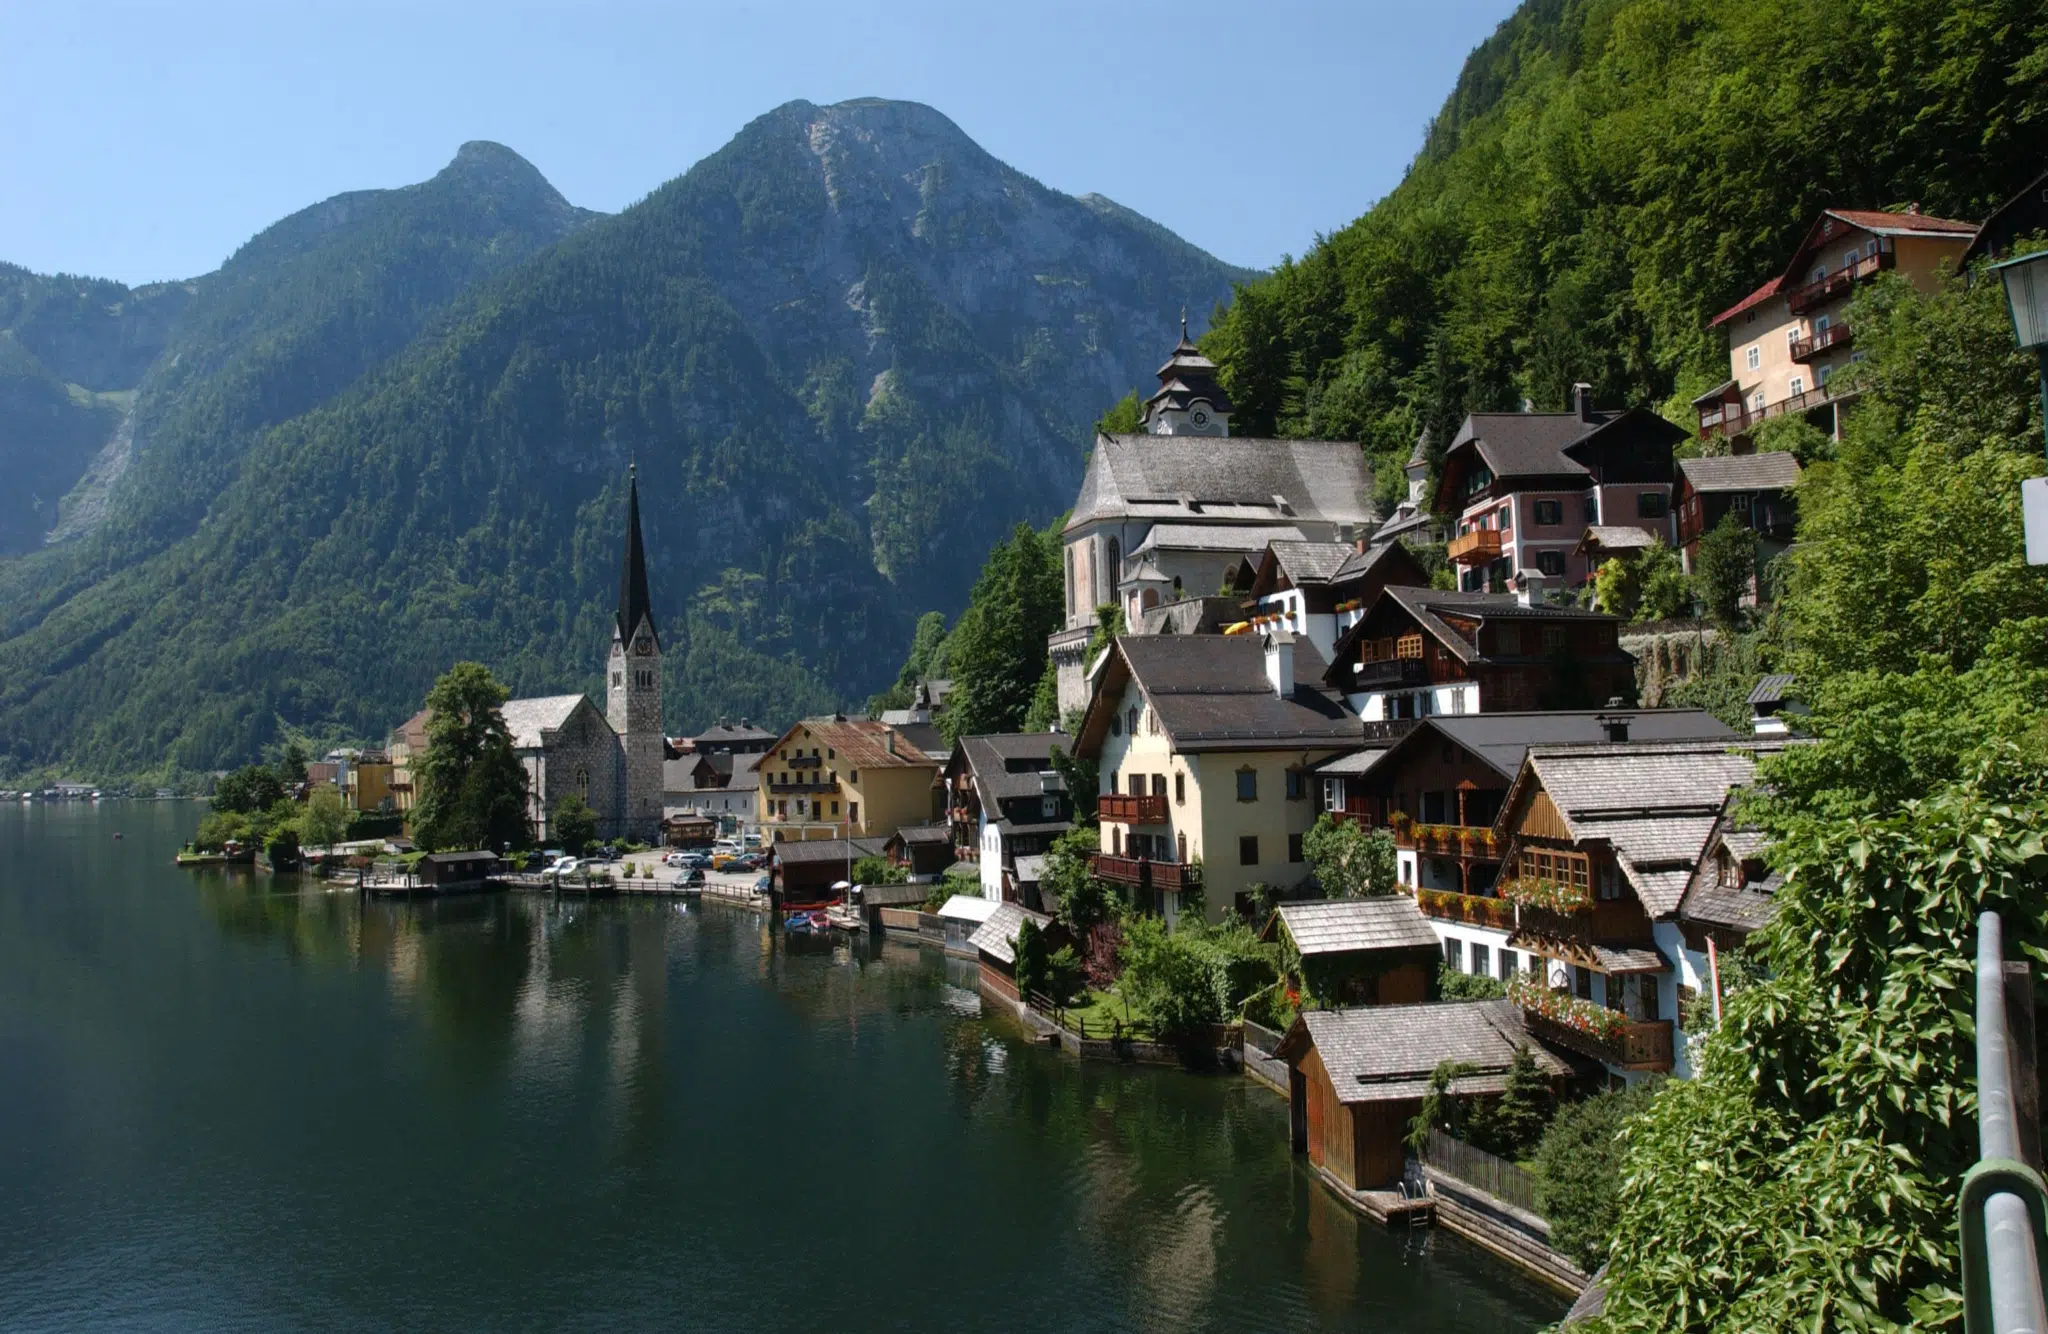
top-left (1533, 1081), bottom-right (1661, 1273)
top-left (1301, 813), bottom-right (1397, 897)
top-left (1693, 512), bottom-right (1757, 627)
top-left (1592, 540), bottom-right (1684, 620)
top-left (551, 793), bottom-right (598, 856)
top-left (1013, 917), bottom-right (1049, 1001)
top-left (1435, 962), bottom-right (1504, 1000)
top-left (851, 854), bottom-right (908, 886)
top-left (211, 764), bottom-right (285, 815)
top-left (275, 740), bottom-right (310, 789)
top-left (1116, 914), bottom-right (1223, 1036)
top-left (412, 662), bottom-right (530, 852)
top-left (297, 786), bottom-right (348, 851)
top-left (1095, 389), bottom-right (1144, 436)
top-left (1043, 827), bottom-right (1114, 931)
top-left (1468, 1043), bottom-right (1552, 1160)
top-left (939, 523), bottom-right (1065, 741)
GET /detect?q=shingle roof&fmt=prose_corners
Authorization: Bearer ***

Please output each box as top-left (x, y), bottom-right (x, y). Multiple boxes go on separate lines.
top-left (1013, 854), bottom-right (1048, 885)
top-left (856, 881), bottom-right (931, 907)
top-left (1517, 740), bottom-right (1783, 916)
top-left (1133, 523), bottom-right (1308, 554)
top-left (1330, 539), bottom-right (1416, 583)
top-left (1748, 673), bottom-right (1796, 706)
top-left (775, 718), bottom-right (938, 770)
top-left (773, 837), bottom-right (887, 866)
top-left (1288, 1001), bottom-right (1569, 1103)
top-left (1328, 587), bottom-right (1624, 681)
top-left (959, 733), bottom-right (1064, 805)
top-left (968, 902), bottom-right (1055, 966)
top-left (1114, 634), bottom-right (1364, 751)
top-left (726, 753), bottom-right (763, 792)
top-left (500, 695), bottom-right (594, 750)
top-left (1067, 433), bottom-right (1377, 533)
top-left (693, 721), bottom-right (777, 745)
top-left (1350, 710), bottom-right (1736, 784)
top-left (1823, 207), bottom-right (1976, 237)
top-left (1277, 897), bottom-right (1441, 956)
top-left (1578, 525), bottom-right (1659, 553)
top-left (891, 824), bottom-right (952, 847)
top-left (1267, 540), bottom-right (1357, 586)
top-left (1678, 452), bottom-right (1801, 493)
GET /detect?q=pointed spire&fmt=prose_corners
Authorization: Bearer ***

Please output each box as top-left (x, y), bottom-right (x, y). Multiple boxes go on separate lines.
top-left (1180, 305), bottom-right (1188, 342)
top-left (616, 467), bottom-right (657, 650)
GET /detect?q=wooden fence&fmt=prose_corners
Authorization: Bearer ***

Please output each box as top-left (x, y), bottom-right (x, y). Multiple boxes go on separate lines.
top-left (1423, 1128), bottom-right (1539, 1215)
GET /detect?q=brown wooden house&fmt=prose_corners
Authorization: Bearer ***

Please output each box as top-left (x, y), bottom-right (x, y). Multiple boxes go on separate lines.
top-left (1276, 1001), bottom-right (1567, 1197)
top-left (1672, 452), bottom-right (1801, 574)
top-left (1269, 897), bottom-right (1442, 1006)
top-left (967, 901), bottom-right (1064, 1003)
top-left (1322, 586), bottom-right (1634, 721)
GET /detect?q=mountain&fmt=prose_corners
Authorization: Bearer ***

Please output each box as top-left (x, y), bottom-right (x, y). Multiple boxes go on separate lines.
top-left (1197, 0), bottom-right (2047, 496)
top-left (0, 100), bottom-right (1252, 779)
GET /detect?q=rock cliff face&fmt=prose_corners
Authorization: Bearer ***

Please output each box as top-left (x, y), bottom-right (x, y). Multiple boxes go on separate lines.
top-left (0, 100), bottom-right (1251, 777)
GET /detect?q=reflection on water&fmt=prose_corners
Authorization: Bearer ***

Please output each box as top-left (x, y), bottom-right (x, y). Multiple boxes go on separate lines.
top-left (0, 803), bottom-right (1566, 1332)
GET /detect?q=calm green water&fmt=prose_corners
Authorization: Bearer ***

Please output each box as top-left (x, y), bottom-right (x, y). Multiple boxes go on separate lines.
top-left (0, 802), bottom-right (1565, 1332)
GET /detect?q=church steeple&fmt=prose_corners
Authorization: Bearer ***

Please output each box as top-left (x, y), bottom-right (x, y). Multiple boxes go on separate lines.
top-left (616, 463), bottom-right (657, 649)
top-left (1142, 315), bottom-right (1233, 437)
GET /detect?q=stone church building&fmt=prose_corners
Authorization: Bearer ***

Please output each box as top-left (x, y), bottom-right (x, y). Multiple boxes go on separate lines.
top-left (504, 467), bottom-right (666, 843)
top-left (1046, 324), bottom-right (1379, 715)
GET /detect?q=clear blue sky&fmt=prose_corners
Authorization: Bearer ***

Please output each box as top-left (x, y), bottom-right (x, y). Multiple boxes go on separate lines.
top-left (3, 1), bottom-right (1516, 287)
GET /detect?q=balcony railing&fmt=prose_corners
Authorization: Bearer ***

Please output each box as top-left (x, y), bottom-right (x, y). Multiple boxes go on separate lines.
top-left (765, 779), bottom-right (838, 794)
top-left (1352, 657), bottom-right (1427, 689)
top-left (1698, 380), bottom-right (1860, 440)
top-left (1413, 886), bottom-right (1517, 930)
top-left (1091, 854), bottom-right (1200, 892)
top-left (787, 753), bottom-right (824, 768)
top-left (1400, 821), bottom-right (1502, 858)
top-left (1515, 900), bottom-right (1655, 946)
top-left (1784, 249), bottom-right (1892, 315)
top-left (1788, 322), bottom-right (1853, 361)
top-left (1448, 528), bottom-right (1505, 566)
top-left (1098, 793), bottom-right (1168, 824)
top-left (1523, 1010), bottom-right (1675, 1072)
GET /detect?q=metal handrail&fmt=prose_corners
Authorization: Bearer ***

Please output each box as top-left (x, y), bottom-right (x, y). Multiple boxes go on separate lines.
top-left (1964, 912), bottom-right (2048, 1333)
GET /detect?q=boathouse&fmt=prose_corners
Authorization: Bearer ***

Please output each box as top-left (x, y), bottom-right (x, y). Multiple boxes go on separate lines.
top-left (968, 902), bottom-right (1061, 1002)
top-left (416, 850), bottom-right (500, 891)
top-left (1276, 1001), bottom-right (1567, 1198)
top-left (772, 837), bottom-right (884, 905)
top-left (1270, 897), bottom-right (1443, 1006)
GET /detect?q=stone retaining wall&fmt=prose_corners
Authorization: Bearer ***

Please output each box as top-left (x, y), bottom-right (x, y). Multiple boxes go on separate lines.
top-left (1423, 1165), bottom-right (1588, 1297)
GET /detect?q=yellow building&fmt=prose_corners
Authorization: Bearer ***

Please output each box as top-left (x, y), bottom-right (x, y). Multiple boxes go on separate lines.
top-left (1075, 630), bottom-right (1362, 924)
top-left (1696, 207), bottom-right (1976, 445)
top-left (345, 754), bottom-right (397, 813)
top-left (756, 718), bottom-right (941, 843)
top-left (386, 708), bottom-right (429, 814)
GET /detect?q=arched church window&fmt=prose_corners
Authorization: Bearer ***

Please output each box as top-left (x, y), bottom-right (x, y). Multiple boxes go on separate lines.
top-left (1107, 538), bottom-right (1122, 585)
top-left (575, 766), bottom-right (590, 795)
top-left (1065, 547), bottom-right (1075, 616)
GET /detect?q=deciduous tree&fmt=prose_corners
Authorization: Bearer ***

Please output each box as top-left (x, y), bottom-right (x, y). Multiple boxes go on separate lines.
top-left (413, 662), bottom-right (529, 852)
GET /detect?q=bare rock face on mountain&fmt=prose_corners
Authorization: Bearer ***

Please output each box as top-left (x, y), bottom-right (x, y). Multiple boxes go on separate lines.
top-left (0, 100), bottom-right (1250, 776)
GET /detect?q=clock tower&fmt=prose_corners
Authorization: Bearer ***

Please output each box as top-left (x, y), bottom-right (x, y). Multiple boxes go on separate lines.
top-left (1140, 312), bottom-right (1233, 437)
top-left (607, 464), bottom-right (664, 837)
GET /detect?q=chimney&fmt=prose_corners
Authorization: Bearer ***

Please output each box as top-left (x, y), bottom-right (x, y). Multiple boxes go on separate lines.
top-left (1263, 628), bottom-right (1295, 699)
top-left (1515, 573), bottom-right (1548, 608)
top-left (1597, 713), bottom-right (1632, 744)
top-left (1573, 382), bottom-right (1595, 422)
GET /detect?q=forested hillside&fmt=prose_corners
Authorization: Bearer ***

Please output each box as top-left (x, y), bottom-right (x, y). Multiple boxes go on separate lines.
top-left (1200, 0), bottom-right (2047, 496)
top-left (0, 100), bottom-right (1247, 780)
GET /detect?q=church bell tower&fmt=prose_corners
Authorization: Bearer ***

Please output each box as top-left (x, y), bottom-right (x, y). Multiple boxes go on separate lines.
top-left (607, 464), bottom-right (664, 836)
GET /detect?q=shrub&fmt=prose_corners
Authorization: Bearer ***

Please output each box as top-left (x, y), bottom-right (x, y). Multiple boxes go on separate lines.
top-left (1302, 814), bottom-right (1397, 897)
top-left (1013, 918), bottom-right (1049, 1000)
top-left (1436, 962), bottom-right (1505, 1000)
top-left (852, 854), bottom-right (908, 886)
top-left (1532, 1082), bottom-right (1660, 1272)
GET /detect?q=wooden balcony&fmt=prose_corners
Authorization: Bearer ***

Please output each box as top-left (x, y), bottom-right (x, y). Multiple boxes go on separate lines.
top-left (1524, 1011), bottom-right (1674, 1072)
top-left (1789, 322), bottom-right (1853, 362)
top-left (1448, 528), bottom-right (1504, 566)
top-left (1352, 657), bottom-right (1427, 689)
top-left (1092, 854), bottom-right (1200, 891)
top-left (1784, 249), bottom-right (1892, 315)
top-left (1699, 380), bottom-right (1860, 440)
top-left (1414, 887), bottom-right (1517, 930)
top-left (1401, 822), bottom-right (1502, 858)
top-left (1098, 792), bottom-right (1168, 824)
top-left (765, 779), bottom-right (838, 794)
top-left (1515, 900), bottom-right (1653, 947)
top-left (787, 752), bottom-right (824, 768)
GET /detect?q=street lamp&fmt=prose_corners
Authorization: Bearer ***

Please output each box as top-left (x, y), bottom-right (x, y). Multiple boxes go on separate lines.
top-left (1990, 251), bottom-right (2048, 565)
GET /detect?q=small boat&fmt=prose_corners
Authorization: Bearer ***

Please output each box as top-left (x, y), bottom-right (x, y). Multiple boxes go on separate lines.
top-left (784, 911), bottom-right (816, 932)
top-left (808, 909), bottom-right (832, 930)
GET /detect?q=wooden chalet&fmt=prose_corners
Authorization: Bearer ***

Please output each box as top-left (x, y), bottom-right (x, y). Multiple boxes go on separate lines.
top-left (1276, 1002), bottom-right (1567, 1201)
top-left (771, 836), bottom-right (885, 905)
top-left (1243, 537), bottom-right (1432, 662)
top-left (661, 811), bottom-right (718, 847)
top-left (416, 850), bottom-right (499, 890)
top-left (1269, 897), bottom-right (1442, 1005)
top-left (1322, 586), bottom-right (1634, 720)
top-left (883, 824), bottom-right (954, 881)
top-left (967, 902), bottom-right (1064, 1003)
top-left (1672, 452), bottom-right (1801, 572)
top-left (1491, 738), bottom-right (1781, 1081)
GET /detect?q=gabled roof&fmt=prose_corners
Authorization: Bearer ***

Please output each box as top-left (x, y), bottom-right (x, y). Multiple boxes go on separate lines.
top-left (1066, 433), bottom-right (1377, 533)
top-left (1324, 586), bottom-right (1624, 687)
top-left (1276, 1001), bottom-right (1569, 1103)
top-left (954, 732), bottom-right (1065, 806)
top-left (768, 718), bottom-right (939, 771)
top-left (1708, 277), bottom-right (1784, 328)
top-left (773, 836), bottom-right (887, 865)
top-left (889, 823), bottom-right (953, 847)
top-left (968, 902), bottom-right (1055, 966)
top-left (500, 695), bottom-right (598, 750)
top-left (1576, 525), bottom-right (1660, 557)
top-left (1677, 452), bottom-right (1801, 494)
top-left (1432, 407), bottom-right (1683, 512)
top-left (1265, 540), bottom-right (1357, 587)
top-left (1275, 897), bottom-right (1441, 956)
top-left (1330, 539), bottom-right (1425, 586)
top-left (1963, 167), bottom-right (2048, 265)
top-left (1503, 740), bottom-right (1785, 917)
top-left (1076, 633), bottom-right (1363, 757)
top-left (1339, 710), bottom-right (1736, 786)
top-left (1677, 798), bottom-right (1783, 937)
top-left (692, 721), bottom-right (776, 745)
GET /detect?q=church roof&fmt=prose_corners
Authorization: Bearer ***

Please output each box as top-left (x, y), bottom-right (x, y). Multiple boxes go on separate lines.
top-left (617, 467), bottom-right (658, 650)
top-left (1067, 435), bottom-right (1375, 533)
top-left (500, 695), bottom-right (596, 750)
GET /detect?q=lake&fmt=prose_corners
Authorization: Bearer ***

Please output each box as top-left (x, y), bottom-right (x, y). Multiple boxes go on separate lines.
top-left (0, 802), bottom-right (1566, 1331)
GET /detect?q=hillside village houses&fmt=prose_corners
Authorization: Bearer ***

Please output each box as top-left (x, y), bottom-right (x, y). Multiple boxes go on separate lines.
top-left (1047, 321), bottom-right (1379, 715)
top-left (755, 716), bottom-right (942, 844)
top-left (1694, 205), bottom-right (1977, 447)
top-left (940, 733), bottom-right (1074, 906)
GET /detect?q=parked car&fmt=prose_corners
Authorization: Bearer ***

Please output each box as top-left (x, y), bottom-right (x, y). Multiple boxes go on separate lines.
top-left (752, 873), bottom-right (772, 892)
top-left (540, 849), bottom-right (567, 867)
top-left (545, 858), bottom-right (582, 883)
top-left (678, 867), bottom-right (706, 887)
top-left (676, 851), bottom-right (711, 869)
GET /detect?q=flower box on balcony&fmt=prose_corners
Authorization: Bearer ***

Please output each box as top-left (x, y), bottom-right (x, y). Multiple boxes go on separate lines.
top-left (1508, 976), bottom-right (1629, 1043)
top-left (1497, 875), bottom-right (1592, 913)
top-left (1414, 887), bottom-right (1517, 930)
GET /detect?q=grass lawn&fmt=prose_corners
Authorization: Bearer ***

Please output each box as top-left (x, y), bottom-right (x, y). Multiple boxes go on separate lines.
top-left (1058, 988), bottom-right (1146, 1036)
